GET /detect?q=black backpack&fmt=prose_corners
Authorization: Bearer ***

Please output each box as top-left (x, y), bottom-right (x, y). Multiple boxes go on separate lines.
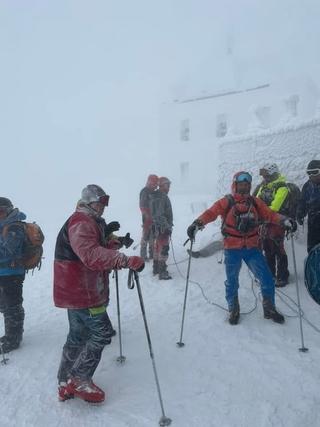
top-left (274, 182), bottom-right (301, 219)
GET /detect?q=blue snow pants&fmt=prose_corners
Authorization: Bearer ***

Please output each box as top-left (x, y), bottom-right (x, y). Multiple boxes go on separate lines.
top-left (224, 248), bottom-right (275, 310)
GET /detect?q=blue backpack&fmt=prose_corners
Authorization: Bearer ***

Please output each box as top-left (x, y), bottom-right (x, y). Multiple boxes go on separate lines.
top-left (304, 244), bottom-right (320, 305)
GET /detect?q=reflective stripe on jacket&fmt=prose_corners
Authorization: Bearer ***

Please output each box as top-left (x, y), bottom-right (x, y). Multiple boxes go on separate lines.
top-left (256, 175), bottom-right (289, 212)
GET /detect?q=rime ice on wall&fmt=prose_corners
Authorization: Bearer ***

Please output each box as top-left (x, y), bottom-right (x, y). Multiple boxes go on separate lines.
top-left (217, 118), bottom-right (320, 196)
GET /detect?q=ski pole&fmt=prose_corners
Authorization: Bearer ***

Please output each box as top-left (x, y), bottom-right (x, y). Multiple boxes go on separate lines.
top-left (115, 270), bottom-right (126, 364)
top-left (290, 233), bottom-right (308, 352)
top-left (177, 238), bottom-right (194, 347)
top-left (0, 343), bottom-right (9, 365)
top-left (129, 270), bottom-right (172, 427)
top-left (133, 242), bottom-right (140, 251)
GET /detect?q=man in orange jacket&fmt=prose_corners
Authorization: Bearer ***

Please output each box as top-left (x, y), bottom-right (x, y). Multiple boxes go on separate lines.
top-left (187, 171), bottom-right (297, 325)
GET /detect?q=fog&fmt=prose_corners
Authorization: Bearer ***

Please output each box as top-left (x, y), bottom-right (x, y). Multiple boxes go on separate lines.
top-left (1, 0), bottom-right (320, 224)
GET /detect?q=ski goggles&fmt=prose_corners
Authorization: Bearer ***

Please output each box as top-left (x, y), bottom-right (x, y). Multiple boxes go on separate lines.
top-left (234, 172), bottom-right (252, 183)
top-left (97, 195), bottom-right (110, 206)
top-left (307, 168), bottom-right (320, 177)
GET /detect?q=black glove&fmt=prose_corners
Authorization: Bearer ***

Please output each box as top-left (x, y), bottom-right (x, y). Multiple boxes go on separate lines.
top-left (283, 218), bottom-right (297, 233)
top-left (297, 216), bottom-right (304, 226)
top-left (118, 232), bottom-right (134, 248)
top-left (105, 221), bottom-right (120, 235)
top-left (187, 219), bottom-right (203, 240)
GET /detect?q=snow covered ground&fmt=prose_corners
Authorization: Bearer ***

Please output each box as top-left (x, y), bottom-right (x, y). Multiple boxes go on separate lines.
top-left (1, 195), bottom-right (320, 427)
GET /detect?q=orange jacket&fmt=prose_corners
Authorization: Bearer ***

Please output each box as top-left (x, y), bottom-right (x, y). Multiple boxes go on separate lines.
top-left (197, 194), bottom-right (283, 250)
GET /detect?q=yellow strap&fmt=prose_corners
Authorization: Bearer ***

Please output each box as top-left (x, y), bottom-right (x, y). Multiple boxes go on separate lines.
top-left (88, 305), bottom-right (106, 316)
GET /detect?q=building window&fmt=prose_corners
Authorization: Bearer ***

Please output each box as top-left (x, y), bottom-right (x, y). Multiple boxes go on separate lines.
top-left (216, 114), bottom-right (227, 137)
top-left (180, 161), bottom-right (189, 182)
top-left (180, 119), bottom-right (190, 141)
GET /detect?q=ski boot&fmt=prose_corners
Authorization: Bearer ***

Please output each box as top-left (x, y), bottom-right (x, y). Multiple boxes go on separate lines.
top-left (58, 382), bottom-right (74, 402)
top-left (66, 377), bottom-right (105, 403)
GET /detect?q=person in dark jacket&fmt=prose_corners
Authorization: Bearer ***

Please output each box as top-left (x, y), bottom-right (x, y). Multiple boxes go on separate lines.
top-left (0, 197), bottom-right (27, 354)
top-left (151, 177), bottom-right (173, 280)
top-left (139, 174), bottom-right (158, 260)
top-left (187, 172), bottom-right (297, 325)
top-left (297, 160), bottom-right (320, 252)
top-left (54, 184), bottom-right (144, 404)
top-left (256, 163), bottom-right (290, 287)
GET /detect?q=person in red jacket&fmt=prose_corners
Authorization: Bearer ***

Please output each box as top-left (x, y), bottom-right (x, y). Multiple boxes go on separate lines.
top-left (54, 184), bottom-right (144, 404)
top-left (139, 174), bottom-right (159, 260)
top-left (187, 171), bottom-right (296, 325)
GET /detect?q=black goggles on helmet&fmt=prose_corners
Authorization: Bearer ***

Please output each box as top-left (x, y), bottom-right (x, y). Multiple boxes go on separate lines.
top-left (97, 195), bottom-right (109, 206)
top-left (307, 168), bottom-right (320, 177)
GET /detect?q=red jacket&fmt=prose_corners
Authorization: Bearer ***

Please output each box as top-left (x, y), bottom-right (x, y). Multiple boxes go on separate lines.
top-left (198, 194), bottom-right (283, 250)
top-left (53, 207), bottom-right (127, 309)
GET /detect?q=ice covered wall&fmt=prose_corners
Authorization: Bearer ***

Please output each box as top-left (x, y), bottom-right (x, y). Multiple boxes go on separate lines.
top-left (217, 118), bottom-right (320, 195)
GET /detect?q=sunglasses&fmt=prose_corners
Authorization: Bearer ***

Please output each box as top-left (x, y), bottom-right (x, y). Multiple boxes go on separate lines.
top-left (98, 195), bottom-right (110, 206)
top-left (235, 173), bottom-right (252, 183)
top-left (307, 169), bottom-right (320, 177)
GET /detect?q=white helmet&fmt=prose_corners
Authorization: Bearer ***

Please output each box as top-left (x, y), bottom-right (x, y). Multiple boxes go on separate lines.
top-left (260, 163), bottom-right (279, 176)
top-left (80, 185), bottom-right (109, 206)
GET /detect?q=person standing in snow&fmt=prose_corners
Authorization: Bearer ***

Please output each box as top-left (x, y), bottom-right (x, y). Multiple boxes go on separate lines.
top-left (151, 177), bottom-right (173, 280)
top-left (54, 184), bottom-right (144, 404)
top-left (0, 198), bottom-right (27, 353)
top-left (297, 159), bottom-right (320, 253)
top-left (139, 174), bottom-right (159, 261)
top-left (187, 171), bottom-right (297, 325)
top-left (256, 164), bottom-right (290, 287)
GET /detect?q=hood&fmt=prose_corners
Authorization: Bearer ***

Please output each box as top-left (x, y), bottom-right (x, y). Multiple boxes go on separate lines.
top-left (0, 208), bottom-right (26, 227)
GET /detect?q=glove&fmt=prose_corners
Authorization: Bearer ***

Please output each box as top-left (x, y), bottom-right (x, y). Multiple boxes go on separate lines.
top-left (127, 256), bottom-right (145, 272)
top-left (118, 232), bottom-right (134, 248)
top-left (283, 218), bottom-right (297, 233)
top-left (105, 221), bottom-right (120, 235)
top-left (187, 219), bottom-right (204, 240)
top-left (297, 216), bottom-right (304, 226)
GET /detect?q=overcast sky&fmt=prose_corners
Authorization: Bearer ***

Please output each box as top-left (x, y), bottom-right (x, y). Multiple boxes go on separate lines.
top-left (1, 0), bottom-right (320, 219)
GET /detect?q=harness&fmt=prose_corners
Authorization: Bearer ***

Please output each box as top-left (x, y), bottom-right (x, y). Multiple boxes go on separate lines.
top-left (221, 194), bottom-right (259, 238)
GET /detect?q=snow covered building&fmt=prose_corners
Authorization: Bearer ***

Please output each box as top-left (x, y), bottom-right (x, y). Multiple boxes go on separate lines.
top-left (159, 75), bottom-right (320, 197)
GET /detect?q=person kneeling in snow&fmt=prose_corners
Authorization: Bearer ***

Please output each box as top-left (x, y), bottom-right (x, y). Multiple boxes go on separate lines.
top-left (54, 184), bottom-right (144, 404)
top-left (187, 172), bottom-right (297, 326)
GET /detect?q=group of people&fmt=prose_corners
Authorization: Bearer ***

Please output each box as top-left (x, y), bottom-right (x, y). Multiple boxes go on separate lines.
top-left (139, 174), bottom-right (173, 280)
top-left (0, 159), bottom-right (319, 405)
top-left (187, 160), bottom-right (320, 325)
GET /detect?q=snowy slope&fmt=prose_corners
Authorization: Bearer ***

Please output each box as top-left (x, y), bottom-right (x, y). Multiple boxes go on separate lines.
top-left (1, 196), bottom-right (320, 427)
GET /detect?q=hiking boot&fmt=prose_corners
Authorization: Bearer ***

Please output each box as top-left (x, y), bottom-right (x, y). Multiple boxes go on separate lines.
top-left (159, 270), bottom-right (172, 280)
top-left (58, 382), bottom-right (74, 402)
top-left (228, 297), bottom-right (240, 325)
top-left (158, 261), bottom-right (172, 280)
top-left (66, 378), bottom-right (105, 403)
top-left (153, 260), bottom-right (159, 276)
top-left (275, 278), bottom-right (288, 288)
top-left (0, 337), bottom-right (21, 353)
top-left (263, 299), bottom-right (285, 324)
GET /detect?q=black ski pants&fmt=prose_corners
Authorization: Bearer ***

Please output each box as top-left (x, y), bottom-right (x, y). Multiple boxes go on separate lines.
top-left (307, 214), bottom-right (320, 253)
top-left (0, 275), bottom-right (25, 342)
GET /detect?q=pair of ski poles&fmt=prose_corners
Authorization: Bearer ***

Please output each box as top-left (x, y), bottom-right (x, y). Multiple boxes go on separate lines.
top-left (114, 269), bottom-right (171, 427)
top-left (177, 231), bottom-right (309, 353)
